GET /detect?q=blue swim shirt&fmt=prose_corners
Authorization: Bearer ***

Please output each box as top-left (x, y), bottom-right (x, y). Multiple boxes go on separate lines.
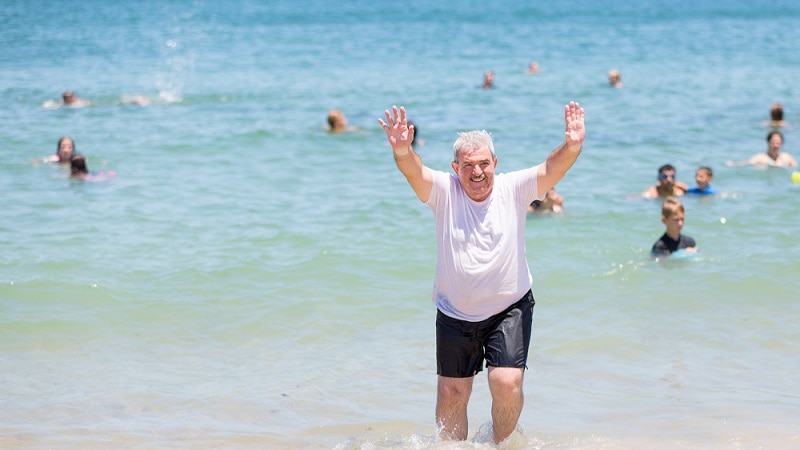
top-left (686, 185), bottom-right (716, 195)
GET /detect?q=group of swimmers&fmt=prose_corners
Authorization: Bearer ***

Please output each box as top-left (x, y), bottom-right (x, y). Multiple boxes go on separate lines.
top-left (542, 135), bottom-right (797, 260)
top-left (530, 102), bottom-right (796, 258)
top-left (641, 131), bottom-right (796, 258)
top-left (44, 89), bottom-right (151, 109)
top-left (38, 90), bottom-right (126, 179)
top-left (641, 105), bottom-right (798, 259)
top-left (640, 165), bottom-right (704, 258)
top-left (38, 136), bottom-right (113, 181)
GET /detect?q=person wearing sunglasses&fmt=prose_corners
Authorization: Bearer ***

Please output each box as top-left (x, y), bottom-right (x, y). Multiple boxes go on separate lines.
top-left (641, 163), bottom-right (688, 198)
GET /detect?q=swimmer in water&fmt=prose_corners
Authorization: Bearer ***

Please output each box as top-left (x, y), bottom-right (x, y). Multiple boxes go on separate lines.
top-left (69, 153), bottom-right (116, 181)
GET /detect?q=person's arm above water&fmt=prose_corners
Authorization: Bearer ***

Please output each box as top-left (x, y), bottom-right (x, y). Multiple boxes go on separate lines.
top-left (727, 153), bottom-right (768, 167)
top-left (537, 101), bottom-right (585, 194)
top-left (641, 186), bottom-right (659, 198)
top-left (781, 153), bottom-right (799, 167)
top-left (379, 105), bottom-right (433, 203)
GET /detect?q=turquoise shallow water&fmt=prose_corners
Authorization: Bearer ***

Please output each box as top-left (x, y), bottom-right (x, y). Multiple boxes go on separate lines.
top-left (2, 1), bottom-right (800, 448)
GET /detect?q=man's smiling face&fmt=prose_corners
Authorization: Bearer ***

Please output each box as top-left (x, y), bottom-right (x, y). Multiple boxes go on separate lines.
top-left (452, 146), bottom-right (497, 202)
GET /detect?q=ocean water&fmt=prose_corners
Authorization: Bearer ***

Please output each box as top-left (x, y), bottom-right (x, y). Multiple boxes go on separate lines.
top-left (2, 0), bottom-right (800, 448)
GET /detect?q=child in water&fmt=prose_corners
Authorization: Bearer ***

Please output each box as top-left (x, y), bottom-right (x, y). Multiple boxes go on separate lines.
top-left (70, 154), bottom-right (115, 181)
top-left (686, 166), bottom-right (716, 195)
top-left (651, 196), bottom-right (696, 258)
top-left (528, 188), bottom-right (564, 214)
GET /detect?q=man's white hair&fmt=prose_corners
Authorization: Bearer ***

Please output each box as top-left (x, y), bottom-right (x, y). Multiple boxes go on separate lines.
top-left (453, 130), bottom-right (495, 162)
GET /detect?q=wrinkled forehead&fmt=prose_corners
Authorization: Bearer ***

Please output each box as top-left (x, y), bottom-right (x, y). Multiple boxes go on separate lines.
top-left (456, 146), bottom-right (494, 163)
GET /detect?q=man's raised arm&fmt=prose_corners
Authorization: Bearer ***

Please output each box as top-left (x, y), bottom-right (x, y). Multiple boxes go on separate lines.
top-left (379, 105), bottom-right (433, 203)
top-left (537, 101), bottom-right (585, 194)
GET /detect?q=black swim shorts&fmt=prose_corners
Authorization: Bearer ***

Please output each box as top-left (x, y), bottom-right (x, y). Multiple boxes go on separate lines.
top-left (436, 290), bottom-right (535, 378)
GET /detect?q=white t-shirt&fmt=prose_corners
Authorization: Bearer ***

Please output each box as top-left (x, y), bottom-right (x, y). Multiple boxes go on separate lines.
top-left (426, 166), bottom-right (542, 321)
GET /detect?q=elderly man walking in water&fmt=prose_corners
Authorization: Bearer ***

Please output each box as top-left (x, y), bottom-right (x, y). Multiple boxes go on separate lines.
top-left (379, 101), bottom-right (585, 443)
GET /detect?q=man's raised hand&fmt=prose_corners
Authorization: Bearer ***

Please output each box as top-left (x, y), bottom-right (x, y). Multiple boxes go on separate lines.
top-left (379, 105), bottom-right (415, 155)
top-left (564, 101), bottom-right (585, 151)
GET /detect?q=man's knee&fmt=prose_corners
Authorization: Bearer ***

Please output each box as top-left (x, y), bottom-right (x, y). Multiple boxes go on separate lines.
top-left (488, 368), bottom-right (524, 398)
top-left (438, 376), bottom-right (473, 403)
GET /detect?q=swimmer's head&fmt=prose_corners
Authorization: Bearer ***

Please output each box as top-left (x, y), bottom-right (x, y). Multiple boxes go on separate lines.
top-left (70, 153), bottom-right (88, 176)
top-left (327, 109), bottom-right (347, 132)
top-left (56, 136), bottom-right (75, 162)
top-left (62, 91), bottom-right (77, 104)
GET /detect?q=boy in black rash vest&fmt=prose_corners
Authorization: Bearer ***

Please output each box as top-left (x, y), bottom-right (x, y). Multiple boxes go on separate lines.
top-left (651, 196), bottom-right (697, 257)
